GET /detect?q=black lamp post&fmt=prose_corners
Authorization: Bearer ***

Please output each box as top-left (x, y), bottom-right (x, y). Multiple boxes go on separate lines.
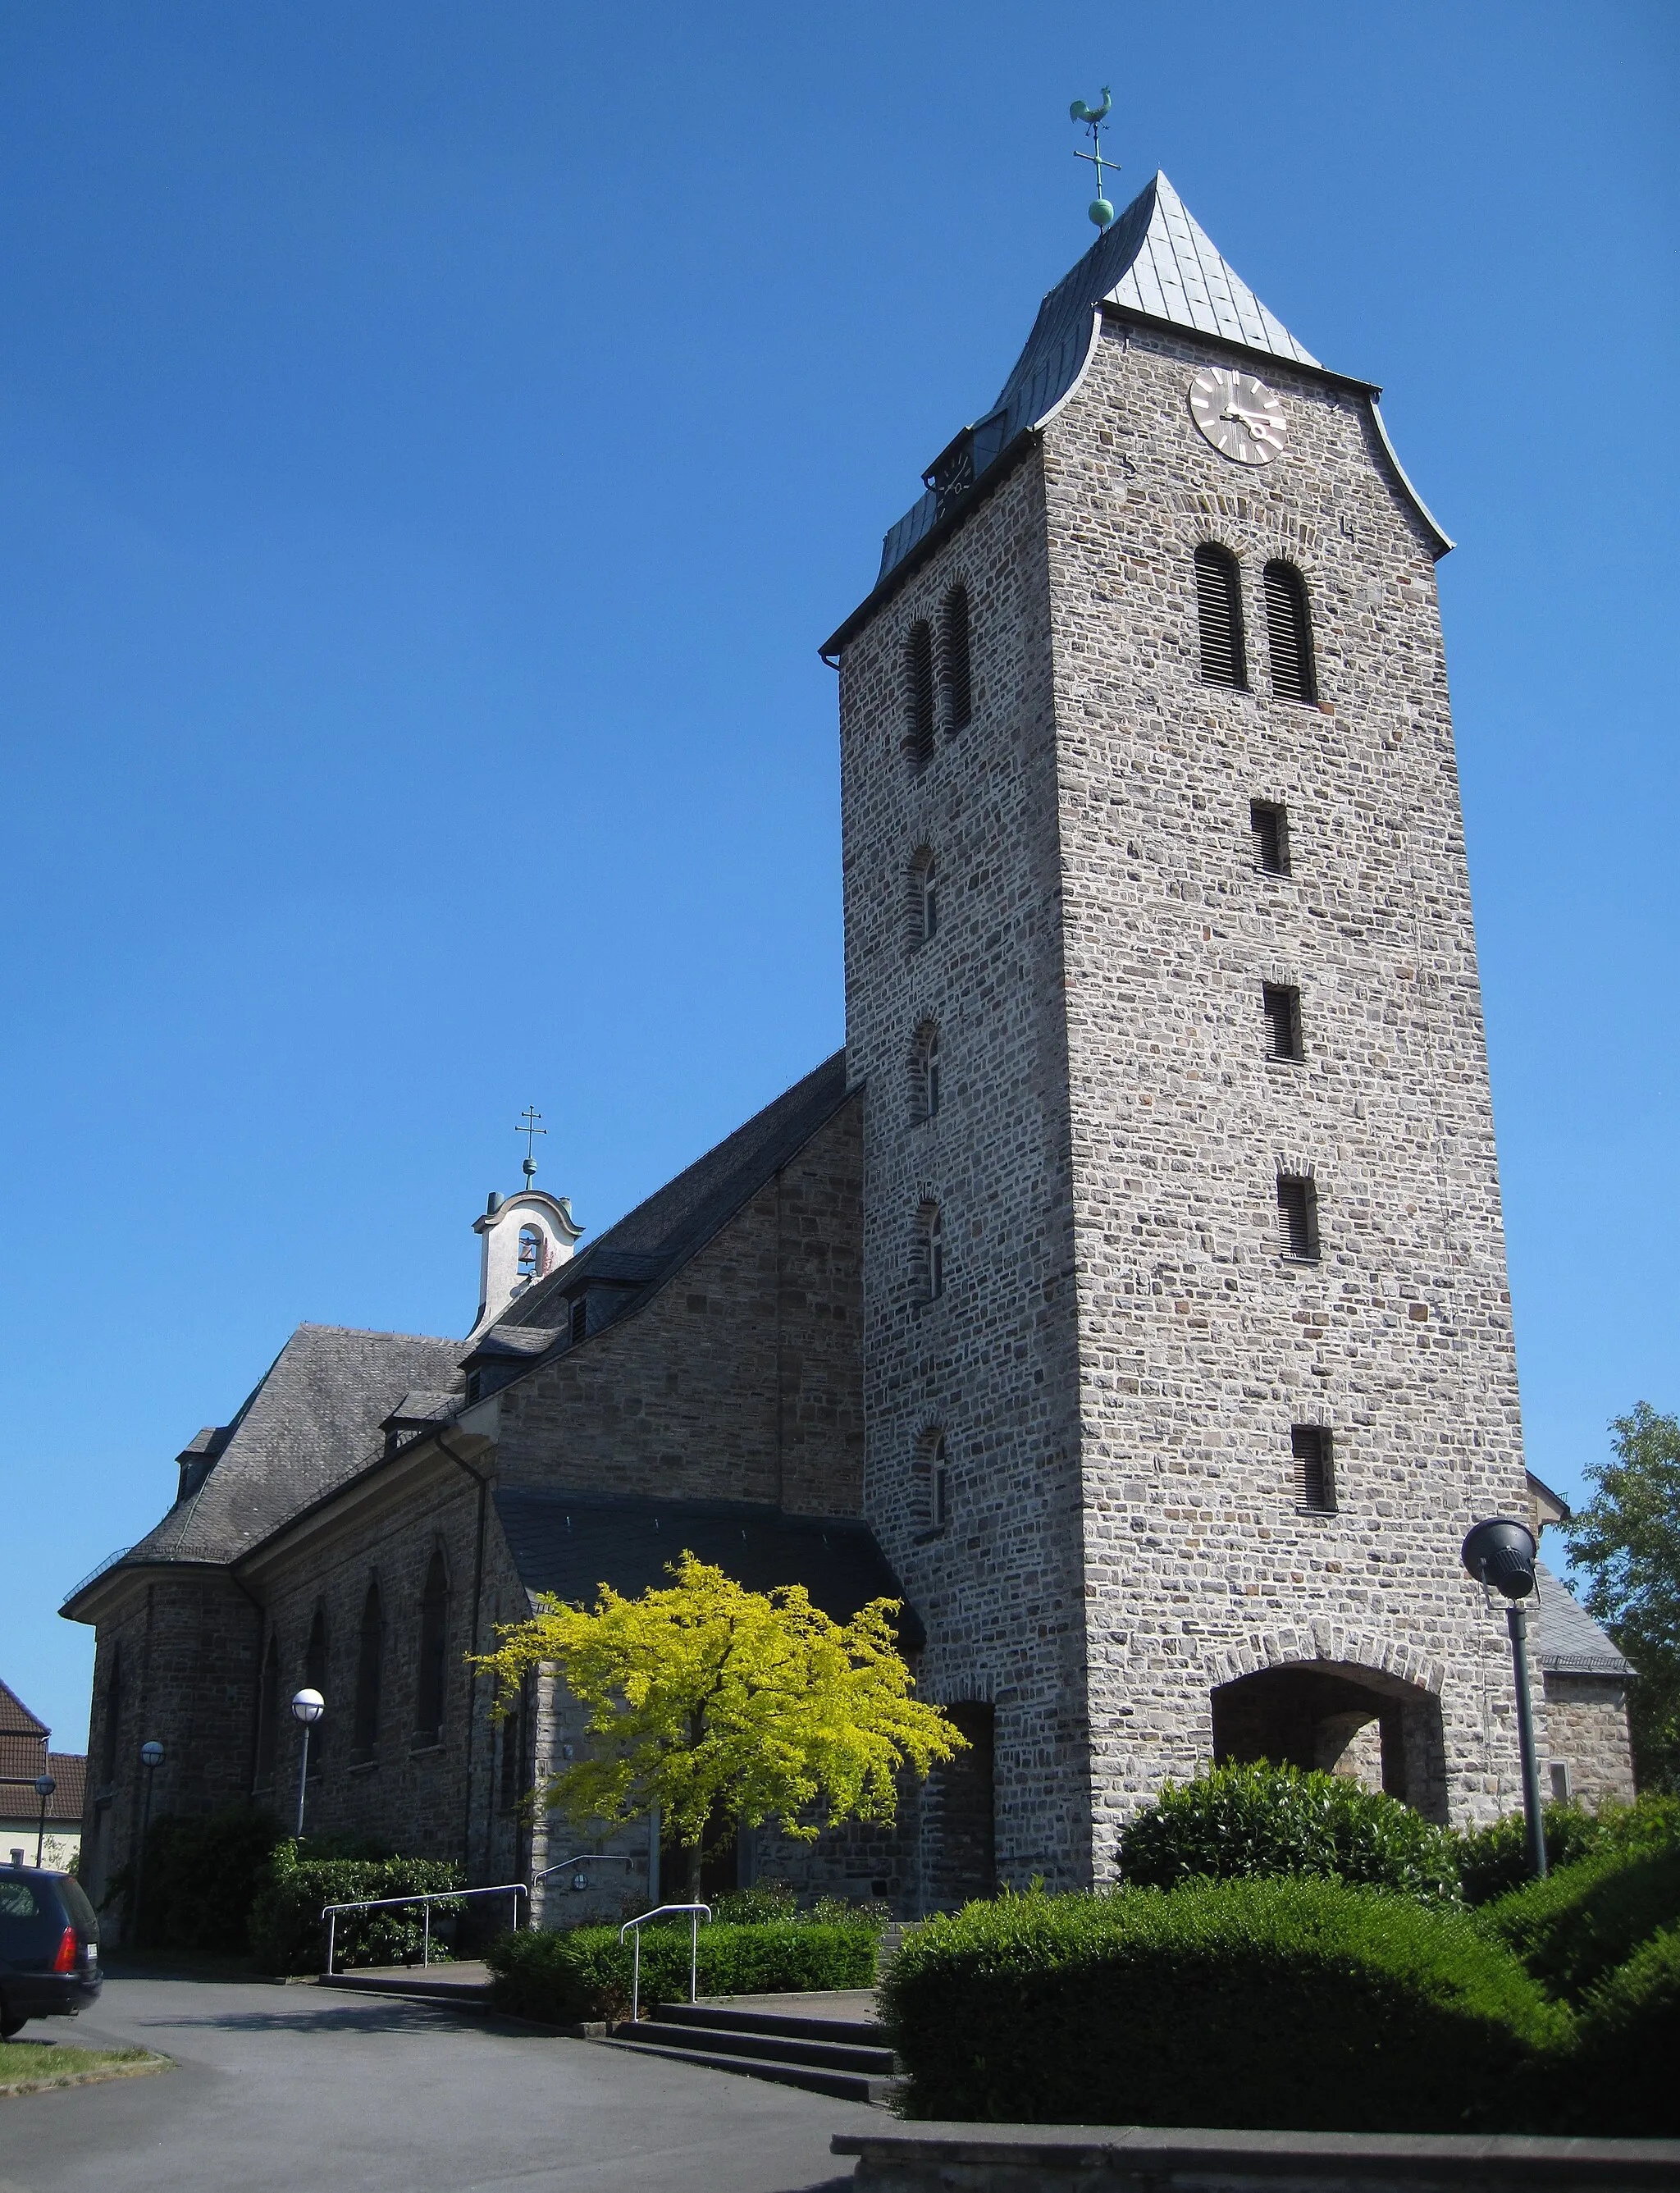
top-left (132, 1738), bottom-right (164, 1942)
top-left (1460, 1517), bottom-right (1546, 1880)
top-left (33, 1773), bottom-right (56, 1867)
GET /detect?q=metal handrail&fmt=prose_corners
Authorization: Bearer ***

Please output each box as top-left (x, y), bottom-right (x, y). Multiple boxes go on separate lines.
top-left (619, 1902), bottom-right (711, 2023)
top-left (531, 1853), bottom-right (639, 1888)
top-left (320, 1880), bottom-right (527, 1976)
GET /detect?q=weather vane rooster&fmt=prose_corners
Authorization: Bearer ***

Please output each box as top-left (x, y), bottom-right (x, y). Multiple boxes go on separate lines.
top-left (1071, 85), bottom-right (1116, 231)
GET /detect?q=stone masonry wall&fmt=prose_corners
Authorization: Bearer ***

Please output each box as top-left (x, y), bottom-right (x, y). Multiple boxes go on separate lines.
top-left (838, 451), bottom-right (1096, 1891)
top-left (493, 1097), bottom-right (865, 1519)
top-left (1041, 318), bottom-right (1536, 1849)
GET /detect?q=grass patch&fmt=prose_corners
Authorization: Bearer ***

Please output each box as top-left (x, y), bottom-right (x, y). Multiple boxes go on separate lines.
top-left (0, 2041), bottom-right (173, 2099)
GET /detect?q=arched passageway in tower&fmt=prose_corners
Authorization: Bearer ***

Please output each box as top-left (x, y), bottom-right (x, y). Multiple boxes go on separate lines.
top-left (1211, 1661), bottom-right (1448, 1822)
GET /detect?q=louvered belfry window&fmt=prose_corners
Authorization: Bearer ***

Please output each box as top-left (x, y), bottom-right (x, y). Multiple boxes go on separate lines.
top-left (1277, 1174), bottom-right (1319, 1262)
top-left (1264, 560), bottom-right (1317, 704)
top-left (1262, 983), bottom-right (1303, 1062)
top-left (1195, 546), bottom-right (1246, 688)
top-left (906, 620), bottom-right (935, 770)
top-left (1251, 799), bottom-right (1290, 875)
top-left (1292, 1425), bottom-right (1335, 1511)
top-left (942, 586), bottom-right (972, 733)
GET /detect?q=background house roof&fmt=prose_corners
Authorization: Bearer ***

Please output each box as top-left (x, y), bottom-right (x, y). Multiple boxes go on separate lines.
top-left (495, 1486), bottom-right (924, 1651)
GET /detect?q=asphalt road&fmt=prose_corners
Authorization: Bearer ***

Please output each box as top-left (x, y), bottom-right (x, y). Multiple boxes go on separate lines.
top-left (0, 1974), bottom-right (870, 2191)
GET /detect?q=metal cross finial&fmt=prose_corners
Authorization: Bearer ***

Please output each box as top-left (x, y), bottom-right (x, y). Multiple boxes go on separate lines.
top-left (1070, 86), bottom-right (1117, 231)
top-left (518, 1105), bottom-right (546, 1181)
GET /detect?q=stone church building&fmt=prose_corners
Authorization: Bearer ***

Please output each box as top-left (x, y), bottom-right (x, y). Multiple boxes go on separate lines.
top-left (65, 174), bottom-right (1633, 1929)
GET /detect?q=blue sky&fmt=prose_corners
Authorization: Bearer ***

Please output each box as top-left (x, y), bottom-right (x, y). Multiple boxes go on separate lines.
top-left (2, 4), bottom-right (1674, 1748)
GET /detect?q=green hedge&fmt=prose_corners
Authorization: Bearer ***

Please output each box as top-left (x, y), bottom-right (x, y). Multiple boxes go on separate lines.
top-left (1483, 1833), bottom-right (1680, 2003)
top-left (1454, 1802), bottom-right (1608, 1907)
top-left (1116, 1762), bottom-right (1460, 1901)
top-left (249, 1847), bottom-right (463, 1975)
top-left (484, 1918), bottom-right (878, 2023)
top-left (879, 1878), bottom-right (1567, 2132)
top-left (1566, 1926), bottom-right (1680, 2137)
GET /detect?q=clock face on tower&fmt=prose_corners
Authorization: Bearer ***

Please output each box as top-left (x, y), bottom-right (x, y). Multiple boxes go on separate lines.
top-left (1188, 367), bottom-right (1288, 466)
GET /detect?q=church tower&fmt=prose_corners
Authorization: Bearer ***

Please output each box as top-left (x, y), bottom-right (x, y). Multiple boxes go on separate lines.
top-left (824, 173), bottom-right (1534, 1893)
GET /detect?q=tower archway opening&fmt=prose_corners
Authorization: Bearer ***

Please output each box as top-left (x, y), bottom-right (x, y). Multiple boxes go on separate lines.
top-left (1210, 1660), bottom-right (1447, 1820)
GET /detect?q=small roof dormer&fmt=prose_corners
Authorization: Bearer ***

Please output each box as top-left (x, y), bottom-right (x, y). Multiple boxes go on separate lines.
top-left (468, 1187), bottom-right (582, 1339)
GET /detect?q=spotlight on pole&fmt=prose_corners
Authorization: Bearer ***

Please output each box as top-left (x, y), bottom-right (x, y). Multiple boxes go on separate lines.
top-left (290, 1689), bottom-right (325, 1839)
top-left (1460, 1517), bottom-right (1546, 1879)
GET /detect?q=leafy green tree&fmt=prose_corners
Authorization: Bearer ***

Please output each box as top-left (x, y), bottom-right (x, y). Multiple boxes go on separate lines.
top-left (1564, 1403), bottom-right (1680, 1792)
top-left (474, 1552), bottom-right (966, 1893)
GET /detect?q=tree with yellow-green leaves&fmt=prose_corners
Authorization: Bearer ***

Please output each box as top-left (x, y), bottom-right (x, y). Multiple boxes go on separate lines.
top-left (473, 1553), bottom-right (966, 1894)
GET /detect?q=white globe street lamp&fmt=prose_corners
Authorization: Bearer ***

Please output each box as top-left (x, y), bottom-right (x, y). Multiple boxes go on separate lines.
top-left (33, 1773), bottom-right (56, 1867)
top-left (133, 1739), bottom-right (165, 1942)
top-left (290, 1689), bottom-right (325, 1839)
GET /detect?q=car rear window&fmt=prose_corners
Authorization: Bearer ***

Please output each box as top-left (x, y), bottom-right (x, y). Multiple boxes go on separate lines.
top-left (0, 1879), bottom-right (42, 1919)
top-left (57, 1879), bottom-right (98, 1933)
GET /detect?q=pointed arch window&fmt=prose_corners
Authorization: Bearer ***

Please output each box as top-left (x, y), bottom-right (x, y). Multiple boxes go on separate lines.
top-left (909, 848), bottom-right (938, 948)
top-left (917, 1199), bottom-right (945, 1305)
top-left (414, 1551), bottom-right (450, 1746)
top-left (1263, 560), bottom-right (1317, 703)
top-left (99, 1645), bottom-right (123, 1787)
top-left (353, 1580), bottom-right (384, 1761)
top-left (905, 620), bottom-right (935, 772)
top-left (254, 1635), bottom-right (281, 1789)
top-left (1194, 545), bottom-right (1246, 688)
top-left (305, 1603), bottom-right (328, 1770)
top-left (941, 586), bottom-right (972, 733)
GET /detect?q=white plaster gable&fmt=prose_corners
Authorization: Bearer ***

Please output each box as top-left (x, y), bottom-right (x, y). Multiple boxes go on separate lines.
top-left (470, 1188), bottom-right (582, 1338)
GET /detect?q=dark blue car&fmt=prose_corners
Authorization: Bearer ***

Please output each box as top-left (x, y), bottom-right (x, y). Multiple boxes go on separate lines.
top-left (0, 1861), bottom-right (102, 2037)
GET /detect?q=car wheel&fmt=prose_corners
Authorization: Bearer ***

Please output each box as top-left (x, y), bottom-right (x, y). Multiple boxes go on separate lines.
top-left (0, 2006), bottom-right (26, 2040)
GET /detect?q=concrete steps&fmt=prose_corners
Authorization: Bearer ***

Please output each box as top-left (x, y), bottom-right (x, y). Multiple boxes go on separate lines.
top-left (596, 1999), bottom-right (903, 2105)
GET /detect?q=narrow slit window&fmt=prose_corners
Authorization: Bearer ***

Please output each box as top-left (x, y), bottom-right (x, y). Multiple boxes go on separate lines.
top-left (916, 1428), bottom-right (950, 1531)
top-left (918, 1200), bottom-right (945, 1304)
top-left (1194, 546), bottom-right (1246, 688)
top-left (905, 621), bottom-right (935, 771)
top-left (1277, 1174), bottom-right (1319, 1262)
top-left (414, 1551), bottom-right (449, 1746)
top-left (1251, 799), bottom-right (1290, 876)
top-left (1291, 1425), bottom-right (1335, 1511)
top-left (909, 848), bottom-right (938, 947)
top-left (1262, 983), bottom-right (1303, 1062)
top-left (1264, 560), bottom-right (1318, 704)
top-left (569, 1294), bottom-right (587, 1345)
top-left (911, 1021), bottom-right (942, 1124)
top-left (941, 586), bottom-right (972, 733)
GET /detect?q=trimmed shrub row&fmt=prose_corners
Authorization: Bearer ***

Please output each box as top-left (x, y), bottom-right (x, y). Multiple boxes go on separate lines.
top-left (484, 1918), bottom-right (877, 2023)
top-left (1482, 1834), bottom-right (1680, 2003)
top-left (880, 1877), bottom-right (1568, 2134)
top-left (249, 1847), bottom-right (463, 1976)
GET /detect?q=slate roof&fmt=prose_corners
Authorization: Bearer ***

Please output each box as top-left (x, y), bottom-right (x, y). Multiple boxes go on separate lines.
top-left (99, 1325), bottom-right (468, 1574)
top-left (0, 1679), bottom-right (48, 1741)
top-left (495, 1487), bottom-right (924, 1651)
top-left (492, 1053), bottom-right (851, 1347)
top-left (1532, 1562), bottom-right (1633, 1679)
top-left (0, 1754), bottom-right (86, 1827)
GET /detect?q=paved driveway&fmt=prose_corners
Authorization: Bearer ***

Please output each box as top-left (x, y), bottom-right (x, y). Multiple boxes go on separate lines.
top-left (0, 1974), bottom-right (869, 2192)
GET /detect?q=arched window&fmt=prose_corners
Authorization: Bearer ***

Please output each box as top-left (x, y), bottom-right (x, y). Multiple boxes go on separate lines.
top-left (353, 1580), bottom-right (384, 1760)
top-left (941, 586), bottom-right (972, 733)
top-left (911, 1021), bottom-right (941, 1124)
top-left (915, 1428), bottom-right (951, 1531)
top-left (905, 620), bottom-right (935, 771)
top-left (908, 848), bottom-right (938, 948)
top-left (305, 1603), bottom-right (328, 1770)
top-left (254, 1634), bottom-right (281, 1789)
top-left (99, 1645), bottom-right (123, 1787)
top-left (1263, 560), bottom-right (1317, 703)
top-left (917, 1199), bottom-right (945, 1304)
top-left (517, 1225), bottom-right (542, 1279)
top-left (415, 1551), bottom-right (449, 1745)
top-left (1194, 545), bottom-right (1246, 688)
